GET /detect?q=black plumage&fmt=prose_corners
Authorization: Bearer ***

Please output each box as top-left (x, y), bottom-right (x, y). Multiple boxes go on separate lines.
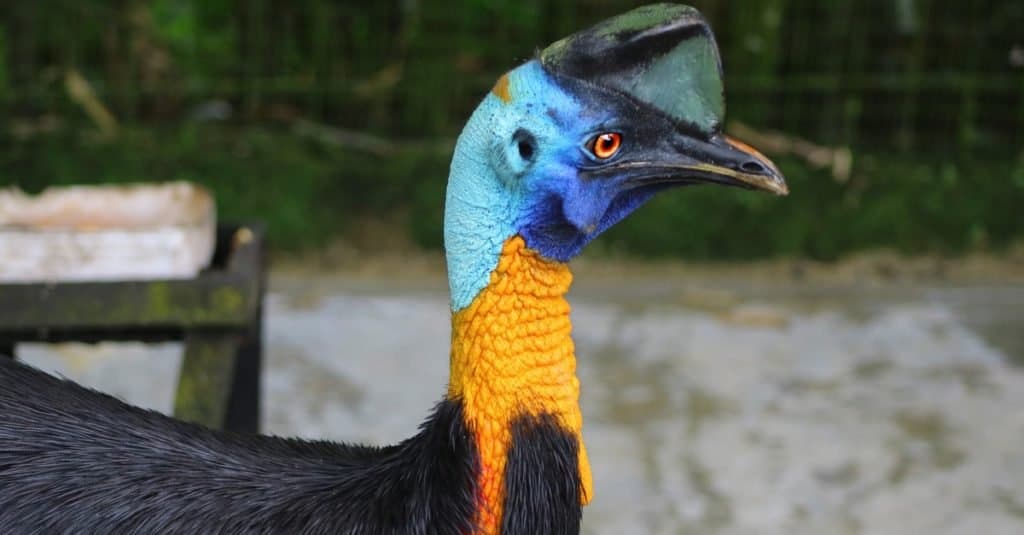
top-left (0, 357), bottom-right (483, 534)
top-left (501, 414), bottom-right (583, 535)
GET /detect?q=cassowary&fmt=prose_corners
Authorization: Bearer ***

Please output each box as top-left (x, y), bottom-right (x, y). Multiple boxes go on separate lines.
top-left (0, 4), bottom-right (786, 534)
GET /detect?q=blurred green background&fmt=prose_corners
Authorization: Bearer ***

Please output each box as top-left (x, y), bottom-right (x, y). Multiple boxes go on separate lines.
top-left (1, 0), bottom-right (1021, 260)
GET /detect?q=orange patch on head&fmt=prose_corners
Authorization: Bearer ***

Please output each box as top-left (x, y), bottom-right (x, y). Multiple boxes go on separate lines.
top-left (491, 73), bottom-right (513, 103)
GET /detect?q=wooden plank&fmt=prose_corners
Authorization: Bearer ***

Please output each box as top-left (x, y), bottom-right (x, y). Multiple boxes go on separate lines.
top-left (222, 226), bottom-right (266, 433)
top-left (0, 328), bottom-right (183, 345)
top-left (173, 332), bottom-right (241, 429)
top-left (172, 224), bottom-right (265, 431)
top-left (0, 274), bottom-right (258, 330)
top-left (222, 312), bottom-right (263, 434)
top-left (225, 224), bottom-right (264, 277)
top-left (0, 224), bottom-right (264, 332)
top-left (0, 222), bottom-right (267, 432)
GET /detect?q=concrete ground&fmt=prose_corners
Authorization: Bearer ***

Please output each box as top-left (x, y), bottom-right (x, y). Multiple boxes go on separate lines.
top-left (18, 273), bottom-right (1024, 534)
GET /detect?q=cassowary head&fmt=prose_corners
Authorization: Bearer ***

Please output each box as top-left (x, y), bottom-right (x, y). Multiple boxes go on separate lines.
top-left (444, 4), bottom-right (786, 310)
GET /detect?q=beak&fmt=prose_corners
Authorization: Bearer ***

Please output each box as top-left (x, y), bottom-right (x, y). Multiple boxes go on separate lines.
top-left (540, 4), bottom-right (787, 197)
top-left (596, 133), bottom-right (788, 196)
top-left (669, 134), bottom-right (788, 196)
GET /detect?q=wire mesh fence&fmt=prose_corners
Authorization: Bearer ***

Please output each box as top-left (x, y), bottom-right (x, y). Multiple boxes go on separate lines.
top-left (1, 0), bottom-right (1021, 151)
top-left (1, 1), bottom-right (1021, 259)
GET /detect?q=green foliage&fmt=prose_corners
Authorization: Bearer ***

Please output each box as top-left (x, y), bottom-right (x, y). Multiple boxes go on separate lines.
top-left (606, 152), bottom-right (1024, 260)
top-left (0, 1), bottom-right (1021, 258)
top-left (0, 28), bottom-right (8, 99)
top-left (2, 126), bottom-right (1021, 259)
top-left (4, 126), bottom-right (334, 248)
top-left (151, 0), bottom-right (239, 87)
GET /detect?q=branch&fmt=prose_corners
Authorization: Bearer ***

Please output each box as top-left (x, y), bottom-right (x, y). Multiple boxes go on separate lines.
top-left (727, 121), bottom-right (852, 183)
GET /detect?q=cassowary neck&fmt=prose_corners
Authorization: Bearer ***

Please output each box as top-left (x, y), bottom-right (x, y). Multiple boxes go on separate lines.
top-left (447, 236), bottom-right (592, 533)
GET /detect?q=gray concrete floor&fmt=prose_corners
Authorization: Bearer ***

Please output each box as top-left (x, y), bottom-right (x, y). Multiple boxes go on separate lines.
top-left (17, 275), bottom-right (1024, 535)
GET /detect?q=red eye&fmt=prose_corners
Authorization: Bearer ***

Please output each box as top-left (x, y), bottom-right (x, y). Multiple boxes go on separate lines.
top-left (588, 132), bottom-right (622, 159)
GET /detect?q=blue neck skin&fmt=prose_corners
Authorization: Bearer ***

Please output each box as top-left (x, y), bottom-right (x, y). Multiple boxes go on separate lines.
top-left (443, 61), bottom-right (661, 312)
top-left (443, 95), bottom-right (519, 312)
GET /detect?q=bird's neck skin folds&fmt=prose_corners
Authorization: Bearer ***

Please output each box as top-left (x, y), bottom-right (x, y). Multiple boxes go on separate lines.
top-left (447, 236), bottom-right (593, 533)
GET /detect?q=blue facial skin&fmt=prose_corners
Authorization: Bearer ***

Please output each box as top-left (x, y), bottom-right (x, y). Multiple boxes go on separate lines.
top-left (444, 61), bottom-right (670, 312)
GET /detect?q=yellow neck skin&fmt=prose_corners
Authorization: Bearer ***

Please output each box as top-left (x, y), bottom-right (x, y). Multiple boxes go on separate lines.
top-left (447, 236), bottom-right (593, 534)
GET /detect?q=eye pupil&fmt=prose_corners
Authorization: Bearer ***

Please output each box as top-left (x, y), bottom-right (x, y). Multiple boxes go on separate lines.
top-left (513, 129), bottom-right (537, 162)
top-left (518, 140), bottom-right (534, 160)
top-left (590, 132), bottom-right (621, 159)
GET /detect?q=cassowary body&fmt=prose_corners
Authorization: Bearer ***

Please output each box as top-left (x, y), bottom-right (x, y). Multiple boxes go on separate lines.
top-left (0, 4), bottom-right (785, 534)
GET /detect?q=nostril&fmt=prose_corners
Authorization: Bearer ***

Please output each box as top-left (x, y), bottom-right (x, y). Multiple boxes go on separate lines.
top-left (740, 160), bottom-right (767, 174)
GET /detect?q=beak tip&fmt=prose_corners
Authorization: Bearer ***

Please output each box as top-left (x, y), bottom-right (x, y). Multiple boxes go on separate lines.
top-left (720, 135), bottom-right (789, 197)
top-left (744, 171), bottom-right (788, 196)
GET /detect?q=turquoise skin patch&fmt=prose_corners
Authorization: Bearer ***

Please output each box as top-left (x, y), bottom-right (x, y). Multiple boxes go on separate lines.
top-left (443, 61), bottom-right (583, 312)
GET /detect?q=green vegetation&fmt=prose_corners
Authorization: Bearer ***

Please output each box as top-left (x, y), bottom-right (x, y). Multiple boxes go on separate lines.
top-left (1, 1), bottom-right (1021, 259)
top-left (6, 125), bottom-right (1021, 260)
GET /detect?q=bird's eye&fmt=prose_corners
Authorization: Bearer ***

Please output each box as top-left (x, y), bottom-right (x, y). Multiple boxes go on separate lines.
top-left (587, 133), bottom-right (622, 160)
top-left (513, 129), bottom-right (537, 162)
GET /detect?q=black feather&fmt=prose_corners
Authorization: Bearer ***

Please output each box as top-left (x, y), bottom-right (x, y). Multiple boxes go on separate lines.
top-left (500, 413), bottom-right (582, 535)
top-left (0, 358), bottom-right (479, 534)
